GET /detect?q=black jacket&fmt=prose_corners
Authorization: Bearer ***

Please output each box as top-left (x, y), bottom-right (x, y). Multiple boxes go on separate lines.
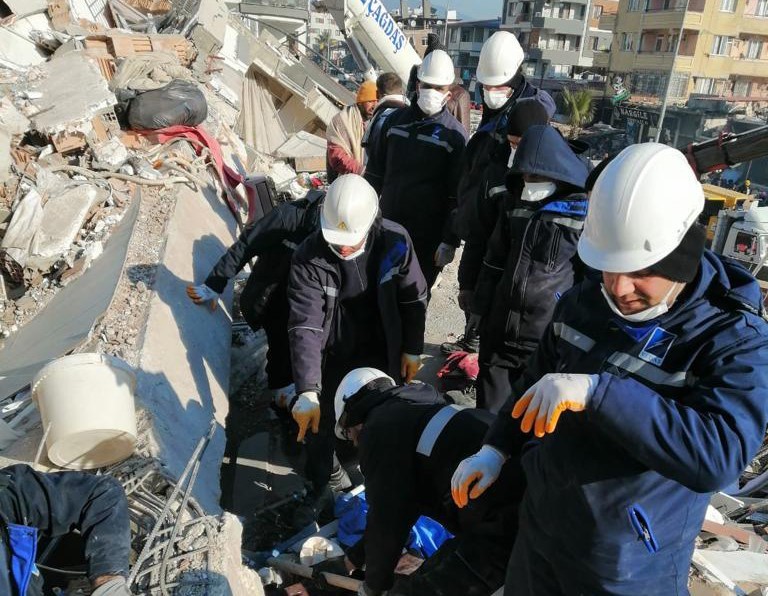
top-left (346, 384), bottom-right (523, 592)
top-left (287, 218), bottom-right (428, 394)
top-left (0, 465), bottom-right (130, 596)
top-left (473, 126), bottom-right (589, 369)
top-left (364, 104), bottom-right (467, 253)
top-left (204, 190), bottom-right (323, 324)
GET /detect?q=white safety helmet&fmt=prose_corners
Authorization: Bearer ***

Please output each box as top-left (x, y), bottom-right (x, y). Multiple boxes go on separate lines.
top-left (476, 31), bottom-right (525, 87)
top-left (577, 143), bottom-right (704, 273)
top-left (320, 174), bottom-right (379, 246)
top-left (417, 49), bottom-right (455, 87)
top-left (334, 367), bottom-right (394, 440)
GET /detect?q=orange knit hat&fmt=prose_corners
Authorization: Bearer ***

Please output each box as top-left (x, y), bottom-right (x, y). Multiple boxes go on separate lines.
top-left (356, 80), bottom-right (377, 103)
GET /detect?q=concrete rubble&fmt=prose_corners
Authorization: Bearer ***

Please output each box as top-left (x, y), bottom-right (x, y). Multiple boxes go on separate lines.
top-left (0, 0), bottom-right (343, 593)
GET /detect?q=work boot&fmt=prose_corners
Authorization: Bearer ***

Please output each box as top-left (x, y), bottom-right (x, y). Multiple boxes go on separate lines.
top-left (440, 332), bottom-right (479, 355)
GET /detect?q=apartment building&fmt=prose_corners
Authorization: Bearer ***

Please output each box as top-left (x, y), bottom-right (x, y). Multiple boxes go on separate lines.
top-left (446, 18), bottom-right (502, 86)
top-left (501, 0), bottom-right (617, 78)
top-left (308, 9), bottom-right (345, 58)
top-left (595, 0), bottom-right (768, 105)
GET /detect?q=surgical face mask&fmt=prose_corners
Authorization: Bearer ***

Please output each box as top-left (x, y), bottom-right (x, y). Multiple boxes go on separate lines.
top-left (329, 241), bottom-right (366, 261)
top-left (417, 88), bottom-right (448, 116)
top-left (507, 147), bottom-right (517, 168)
top-left (484, 88), bottom-right (511, 110)
top-left (600, 282), bottom-right (679, 323)
top-left (521, 181), bottom-right (557, 202)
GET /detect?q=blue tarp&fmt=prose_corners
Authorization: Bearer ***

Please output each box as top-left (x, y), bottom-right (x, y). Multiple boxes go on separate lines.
top-left (335, 491), bottom-right (453, 558)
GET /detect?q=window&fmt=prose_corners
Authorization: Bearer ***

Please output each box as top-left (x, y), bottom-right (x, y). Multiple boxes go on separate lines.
top-left (655, 35), bottom-right (664, 51)
top-left (461, 28), bottom-right (471, 42)
top-left (593, 5), bottom-right (603, 18)
top-left (629, 0), bottom-right (641, 11)
top-left (630, 71), bottom-right (666, 96)
top-left (668, 71), bottom-right (690, 96)
top-left (711, 35), bottom-right (734, 55)
top-left (720, 0), bottom-right (736, 11)
top-left (591, 35), bottom-right (599, 49)
top-left (508, 1), bottom-right (515, 16)
top-left (733, 79), bottom-right (752, 95)
top-left (620, 32), bottom-right (635, 50)
top-left (421, 37), bottom-right (428, 46)
top-left (450, 28), bottom-right (459, 43)
top-left (695, 77), bottom-right (715, 93)
top-left (758, 0), bottom-right (768, 15)
top-left (473, 28), bottom-right (484, 43)
top-left (748, 39), bottom-right (762, 59)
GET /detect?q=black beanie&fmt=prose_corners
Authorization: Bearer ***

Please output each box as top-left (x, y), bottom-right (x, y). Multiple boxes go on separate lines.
top-left (506, 99), bottom-right (550, 137)
top-left (647, 224), bottom-right (706, 283)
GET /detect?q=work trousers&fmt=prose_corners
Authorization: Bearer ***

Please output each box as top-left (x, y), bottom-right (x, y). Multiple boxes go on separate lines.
top-left (476, 362), bottom-right (522, 414)
top-left (240, 276), bottom-right (293, 390)
top-left (413, 240), bottom-right (441, 292)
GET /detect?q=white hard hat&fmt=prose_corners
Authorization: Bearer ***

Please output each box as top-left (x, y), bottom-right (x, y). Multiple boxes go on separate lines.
top-left (577, 143), bottom-right (704, 273)
top-left (476, 31), bottom-right (525, 87)
top-left (417, 49), bottom-right (455, 87)
top-left (320, 174), bottom-right (379, 246)
top-left (334, 367), bottom-right (394, 440)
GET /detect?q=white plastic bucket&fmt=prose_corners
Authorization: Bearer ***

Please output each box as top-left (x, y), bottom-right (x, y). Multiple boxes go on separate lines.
top-left (32, 353), bottom-right (137, 470)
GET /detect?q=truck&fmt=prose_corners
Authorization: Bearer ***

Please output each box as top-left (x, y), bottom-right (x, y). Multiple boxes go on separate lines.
top-left (314, 0), bottom-right (422, 84)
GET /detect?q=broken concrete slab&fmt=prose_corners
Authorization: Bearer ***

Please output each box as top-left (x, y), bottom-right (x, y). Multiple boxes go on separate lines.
top-left (0, 14), bottom-right (48, 67)
top-left (694, 549), bottom-right (768, 586)
top-left (5, 0), bottom-right (48, 17)
top-left (28, 184), bottom-right (107, 270)
top-left (1, 187), bottom-right (44, 268)
top-left (0, 97), bottom-right (30, 136)
top-left (28, 52), bottom-right (117, 135)
top-left (0, 193), bottom-right (138, 404)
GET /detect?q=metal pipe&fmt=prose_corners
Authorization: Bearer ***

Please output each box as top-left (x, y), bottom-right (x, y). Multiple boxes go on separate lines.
top-left (654, 0), bottom-right (689, 143)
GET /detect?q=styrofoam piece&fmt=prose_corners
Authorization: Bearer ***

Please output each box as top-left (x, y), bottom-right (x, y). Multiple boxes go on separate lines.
top-left (299, 537), bottom-right (344, 567)
top-left (705, 504), bottom-right (726, 526)
top-left (32, 353), bottom-right (137, 469)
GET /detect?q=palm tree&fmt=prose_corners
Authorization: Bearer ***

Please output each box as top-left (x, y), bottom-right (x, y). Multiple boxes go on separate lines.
top-left (562, 87), bottom-right (595, 138)
top-left (317, 31), bottom-right (334, 72)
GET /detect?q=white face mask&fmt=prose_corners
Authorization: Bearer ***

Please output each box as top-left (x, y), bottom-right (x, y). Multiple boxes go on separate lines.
top-left (329, 242), bottom-right (366, 261)
top-left (484, 88), bottom-right (511, 110)
top-left (600, 282), bottom-right (679, 323)
top-left (417, 88), bottom-right (447, 116)
top-left (507, 147), bottom-right (517, 168)
top-left (521, 181), bottom-right (557, 202)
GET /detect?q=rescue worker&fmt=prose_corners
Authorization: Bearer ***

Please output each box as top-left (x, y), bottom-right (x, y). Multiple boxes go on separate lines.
top-left (287, 174), bottom-right (428, 503)
top-left (186, 189), bottom-right (324, 410)
top-left (451, 143), bottom-right (768, 594)
top-left (365, 50), bottom-right (468, 289)
top-left (444, 98), bottom-right (551, 355)
top-left (467, 125), bottom-right (589, 412)
top-left (326, 80), bottom-right (378, 182)
top-left (362, 72), bottom-right (409, 169)
top-left (449, 31), bottom-right (554, 352)
top-left (333, 368), bottom-right (523, 596)
top-left (0, 464), bottom-right (130, 595)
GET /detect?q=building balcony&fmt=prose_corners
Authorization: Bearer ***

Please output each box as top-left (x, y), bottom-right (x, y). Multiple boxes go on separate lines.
top-left (742, 15), bottom-right (768, 36)
top-left (730, 58), bottom-right (768, 78)
top-left (640, 9), bottom-right (703, 30)
top-left (598, 13), bottom-right (616, 30)
top-left (528, 47), bottom-right (583, 64)
top-left (592, 49), bottom-right (610, 68)
top-left (634, 52), bottom-right (694, 70)
top-left (532, 15), bottom-right (586, 35)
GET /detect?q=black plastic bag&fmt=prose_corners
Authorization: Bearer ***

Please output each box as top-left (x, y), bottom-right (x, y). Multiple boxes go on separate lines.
top-left (126, 79), bottom-right (207, 130)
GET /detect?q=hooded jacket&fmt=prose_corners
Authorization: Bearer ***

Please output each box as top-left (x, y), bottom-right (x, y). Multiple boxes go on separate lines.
top-left (364, 103), bottom-right (468, 255)
top-left (473, 126), bottom-right (589, 370)
top-left (346, 384), bottom-right (523, 592)
top-left (287, 218), bottom-right (428, 394)
top-left (486, 252), bottom-right (768, 593)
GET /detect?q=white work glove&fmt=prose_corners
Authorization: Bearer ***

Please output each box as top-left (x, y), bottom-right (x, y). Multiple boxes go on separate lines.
top-left (434, 242), bottom-right (457, 268)
top-left (511, 373), bottom-right (600, 438)
top-left (451, 445), bottom-right (507, 509)
top-left (292, 391), bottom-right (321, 442)
top-left (91, 577), bottom-right (131, 596)
top-left (400, 353), bottom-right (422, 383)
top-left (186, 284), bottom-right (219, 311)
top-left (272, 383), bottom-right (296, 409)
top-left (465, 313), bottom-right (482, 337)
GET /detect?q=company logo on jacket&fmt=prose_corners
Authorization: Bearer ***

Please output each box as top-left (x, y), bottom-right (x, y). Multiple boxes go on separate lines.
top-left (639, 327), bottom-right (677, 367)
